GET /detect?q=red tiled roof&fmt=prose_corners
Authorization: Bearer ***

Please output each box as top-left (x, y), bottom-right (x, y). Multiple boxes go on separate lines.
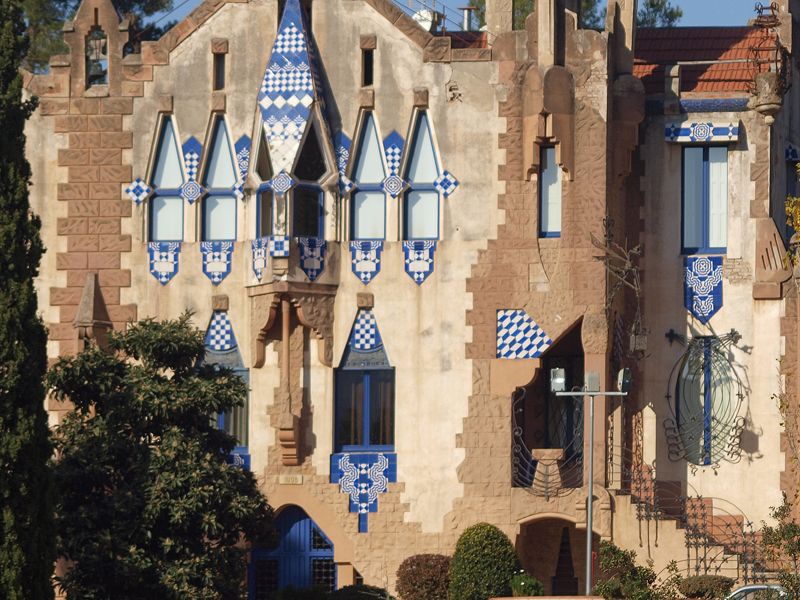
top-left (634, 26), bottom-right (771, 95)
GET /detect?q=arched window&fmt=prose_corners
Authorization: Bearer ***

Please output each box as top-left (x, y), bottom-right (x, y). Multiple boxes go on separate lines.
top-left (255, 130), bottom-right (274, 239)
top-left (350, 113), bottom-right (386, 241)
top-left (148, 117), bottom-right (184, 242)
top-left (85, 25), bottom-right (108, 88)
top-left (202, 118), bottom-right (238, 241)
top-left (403, 112), bottom-right (440, 240)
top-left (291, 123), bottom-right (326, 238)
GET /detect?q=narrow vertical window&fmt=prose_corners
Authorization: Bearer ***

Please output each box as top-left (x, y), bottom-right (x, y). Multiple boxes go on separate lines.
top-left (149, 117), bottom-right (184, 242)
top-left (351, 113), bottom-right (386, 240)
top-left (202, 118), bottom-right (238, 241)
top-left (258, 189), bottom-right (274, 238)
top-left (213, 53), bottom-right (225, 91)
top-left (403, 112), bottom-right (440, 240)
top-left (538, 146), bottom-right (562, 238)
top-left (85, 24), bottom-right (108, 88)
top-left (682, 146), bottom-right (727, 253)
top-left (291, 123), bottom-right (326, 238)
top-left (361, 49), bottom-right (374, 87)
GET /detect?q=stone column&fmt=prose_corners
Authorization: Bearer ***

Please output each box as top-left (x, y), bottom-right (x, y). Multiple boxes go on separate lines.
top-left (486, 0), bottom-right (513, 38)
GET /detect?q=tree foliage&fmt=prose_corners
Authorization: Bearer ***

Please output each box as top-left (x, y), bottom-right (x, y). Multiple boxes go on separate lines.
top-left (762, 495), bottom-right (800, 598)
top-left (448, 523), bottom-right (519, 600)
top-left (0, 0), bottom-right (55, 595)
top-left (593, 541), bottom-right (682, 600)
top-left (48, 314), bottom-right (274, 599)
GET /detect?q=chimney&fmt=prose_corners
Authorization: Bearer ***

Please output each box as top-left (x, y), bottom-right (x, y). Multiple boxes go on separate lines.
top-left (485, 0), bottom-right (512, 37)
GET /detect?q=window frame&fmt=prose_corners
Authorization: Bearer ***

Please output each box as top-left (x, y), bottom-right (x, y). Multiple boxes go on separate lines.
top-left (349, 111), bottom-right (388, 241)
top-left (256, 183), bottom-right (274, 239)
top-left (538, 144), bottom-right (562, 239)
top-left (216, 367), bottom-right (249, 452)
top-left (202, 194), bottom-right (238, 242)
top-left (334, 367), bottom-right (395, 453)
top-left (403, 110), bottom-right (442, 241)
top-left (291, 183), bottom-right (324, 238)
top-left (201, 116), bottom-right (239, 242)
top-left (681, 145), bottom-right (728, 255)
top-left (148, 115), bottom-right (185, 243)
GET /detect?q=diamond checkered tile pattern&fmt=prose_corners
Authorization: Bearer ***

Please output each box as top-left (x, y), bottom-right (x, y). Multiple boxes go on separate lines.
top-left (496, 309), bottom-right (552, 359)
top-left (126, 178), bottom-right (151, 205)
top-left (182, 137), bottom-right (203, 181)
top-left (268, 235), bottom-right (290, 257)
top-left (204, 311), bottom-right (237, 352)
top-left (434, 170), bottom-right (459, 197)
top-left (273, 23), bottom-right (306, 54)
top-left (350, 310), bottom-right (383, 352)
top-left (383, 130), bottom-right (404, 176)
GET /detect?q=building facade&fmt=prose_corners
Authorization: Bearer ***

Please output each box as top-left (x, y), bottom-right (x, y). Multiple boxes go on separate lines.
top-left (24, 0), bottom-right (800, 595)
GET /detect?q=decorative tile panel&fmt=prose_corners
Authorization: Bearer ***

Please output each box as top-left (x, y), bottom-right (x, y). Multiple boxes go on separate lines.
top-left (204, 311), bottom-right (238, 351)
top-left (226, 451), bottom-right (251, 470)
top-left (382, 175), bottom-right (405, 198)
top-left (182, 137), bottom-right (202, 181)
top-left (496, 309), bottom-right (553, 359)
top-left (383, 131), bottom-right (404, 176)
top-left (234, 135), bottom-right (251, 201)
top-left (269, 235), bottom-right (290, 257)
top-left (200, 241), bottom-right (234, 285)
top-left (348, 309), bottom-right (383, 352)
top-left (684, 256), bottom-right (723, 324)
top-left (148, 242), bottom-right (180, 284)
top-left (126, 177), bottom-right (151, 205)
top-left (665, 122), bottom-right (739, 143)
top-left (350, 240), bottom-right (383, 284)
top-left (335, 131), bottom-right (354, 195)
top-left (330, 452), bottom-right (397, 533)
top-left (403, 240), bottom-right (436, 285)
top-left (787, 143), bottom-right (799, 162)
top-left (298, 237), bottom-right (326, 281)
top-left (252, 237), bottom-right (270, 281)
top-left (434, 170), bottom-right (459, 197)
top-left (269, 171), bottom-right (295, 195)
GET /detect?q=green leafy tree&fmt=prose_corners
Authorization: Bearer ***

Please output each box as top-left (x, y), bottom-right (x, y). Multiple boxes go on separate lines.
top-left (48, 314), bottom-right (274, 599)
top-left (636, 0), bottom-right (682, 27)
top-left (0, 0), bottom-right (56, 596)
top-left (593, 541), bottom-right (682, 600)
top-left (448, 522), bottom-right (519, 600)
top-left (762, 495), bottom-right (800, 598)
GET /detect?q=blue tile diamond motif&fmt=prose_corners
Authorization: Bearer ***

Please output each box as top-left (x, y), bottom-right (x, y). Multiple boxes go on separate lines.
top-left (334, 131), bottom-right (351, 175)
top-left (234, 135), bottom-right (251, 201)
top-left (252, 237), bottom-right (270, 281)
top-left (269, 235), bottom-right (290, 257)
top-left (496, 309), bottom-right (553, 359)
top-left (403, 240), bottom-right (436, 285)
top-left (126, 178), bottom-right (151, 205)
top-left (148, 242), bottom-right (180, 284)
top-left (665, 122), bottom-right (739, 143)
top-left (350, 240), bottom-right (383, 284)
top-left (298, 237), bottom-right (326, 281)
top-left (330, 452), bottom-right (397, 533)
top-left (200, 241), bottom-right (234, 285)
top-left (180, 180), bottom-right (203, 204)
top-left (257, 0), bottom-right (319, 175)
top-left (684, 256), bottom-right (723, 324)
top-left (434, 170), bottom-right (459, 197)
top-left (269, 171), bottom-right (295, 195)
top-left (182, 136), bottom-right (202, 180)
top-left (383, 131), bottom-right (404, 176)
top-left (382, 175), bottom-right (405, 199)
top-left (204, 311), bottom-right (238, 351)
top-left (349, 309), bottom-right (383, 352)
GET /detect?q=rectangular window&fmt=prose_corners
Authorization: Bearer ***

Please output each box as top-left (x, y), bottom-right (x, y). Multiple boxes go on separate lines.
top-left (361, 49), bottom-right (374, 87)
top-left (539, 146), bottom-right (562, 237)
top-left (258, 189), bottom-right (273, 238)
top-left (351, 191), bottom-right (385, 239)
top-left (334, 369), bottom-right (394, 451)
top-left (203, 195), bottom-right (237, 241)
top-left (213, 53), bottom-right (225, 91)
top-left (150, 196), bottom-right (183, 241)
top-left (682, 146), bottom-right (728, 253)
top-left (293, 187), bottom-right (322, 237)
top-left (220, 397), bottom-right (248, 448)
top-left (404, 190), bottom-right (438, 239)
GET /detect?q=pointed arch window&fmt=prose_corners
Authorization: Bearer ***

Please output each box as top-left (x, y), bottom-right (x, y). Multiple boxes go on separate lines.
top-left (85, 25), bottom-right (108, 88)
top-left (403, 112), bottom-right (440, 240)
top-left (350, 113), bottom-right (386, 240)
top-left (148, 116), bottom-right (184, 242)
top-left (255, 130), bottom-right (274, 238)
top-left (291, 123), bottom-right (326, 238)
top-left (202, 118), bottom-right (238, 241)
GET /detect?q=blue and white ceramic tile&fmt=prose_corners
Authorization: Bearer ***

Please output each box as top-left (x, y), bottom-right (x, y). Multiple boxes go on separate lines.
top-left (200, 241), bottom-right (234, 285)
top-left (234, 135), bottom-right (251, 201)
top-left (496, 309), bottom-right (553, 359)
top-left (269, 171), bottom-right (295, 196)
top-left (181, 137), bottom-right (204, 204)
top-left (665, 122), bottom-right (739, 143)
top-left (298, 237), bottom-right (326, 281)
top-left (434, 170), bottom-right (459, 197)
top-left (126, 177), bottom-right (151, 205)
top-left (204, 310), bottom-right (238, 351)
top-left (252, 237), bottom-right (270, 281)
top-left (383, 131), bottom-right (404, 177)
top-left (684, 256), bottom-right (723, 324)
top-left (334, 131), bottom-right (351, 176)
top-left (403, 240), bottom-right (436, 285)
top-left (330, 452), bottom-right (397, 533)
top-left (269, 234), bottom-right (290, 257)
top-left (148, 241), bottom-right (180, 285)
top-left (348, 309), bottom-right (383, 352)
top-left (350, 240), bottom-right (383, 284)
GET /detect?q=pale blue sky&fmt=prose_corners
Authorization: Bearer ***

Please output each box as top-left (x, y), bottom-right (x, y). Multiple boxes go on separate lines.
top-left (146, 0), bottom-right (762, 31)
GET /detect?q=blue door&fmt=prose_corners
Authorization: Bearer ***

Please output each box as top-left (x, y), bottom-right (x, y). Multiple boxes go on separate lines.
top-left (249, 505), bottom-right (336, 599)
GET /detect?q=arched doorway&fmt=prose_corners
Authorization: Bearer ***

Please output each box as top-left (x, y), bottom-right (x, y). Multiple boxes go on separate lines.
top-left (249, 505), bottom-right (336, 598)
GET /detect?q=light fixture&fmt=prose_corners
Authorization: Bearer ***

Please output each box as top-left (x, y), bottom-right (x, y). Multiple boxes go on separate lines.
top-left (550, 368), bottom-right (566, 392)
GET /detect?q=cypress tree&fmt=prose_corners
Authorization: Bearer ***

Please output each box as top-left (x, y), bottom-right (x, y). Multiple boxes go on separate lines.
top-left (0, 0), bottom-right (55, 596)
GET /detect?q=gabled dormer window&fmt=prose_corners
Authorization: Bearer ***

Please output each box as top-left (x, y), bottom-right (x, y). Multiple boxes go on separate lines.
top-left (148, 117), bottom-right (184, 242)
top-left (403, 112), bottom-right (440, 240)
top-left (350, 113), bottom-right (386, 240)
top-left (202, 117), bottom-right (238, 241)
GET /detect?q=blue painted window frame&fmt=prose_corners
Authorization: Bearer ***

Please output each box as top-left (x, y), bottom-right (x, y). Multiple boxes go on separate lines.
top-left (403, 111), bottom-right (441, 241)
top-left (256, 184), bottom-right (274, 238)
top-left (292, 184), bottom-right (324, 238)
top-left (216, 367), bottom-right (249, 455)
top-left (675, 337), bottom-right (713, 466)
top-left (201, 117), bottom-right (238, 242)
top-left (148, 117), bottom-right (184, 242)
top-left (681, 145), bottom-right (727, 255)
top-left (334, 368), bottom-right (395, 453)
top-left (538, 145), bottom-right (561, 239)
top-left (202, 194), bottom-right (238, 242)
top-left (350, 112), bottom-right (387, 241)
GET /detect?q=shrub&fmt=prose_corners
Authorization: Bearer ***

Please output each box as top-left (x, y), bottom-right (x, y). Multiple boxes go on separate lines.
top-left (449, 523), bottom-right (520, 600)
top-left (509, 570), bottom-right (544, 597)
top-left (329, 584), bottom-right (395, 599)
top-left (396, 553), bottom-right (451, 600)
top-left (678, 575), bottom-right (735, 598)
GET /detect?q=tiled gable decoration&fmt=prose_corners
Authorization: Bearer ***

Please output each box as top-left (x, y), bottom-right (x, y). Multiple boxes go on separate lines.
top-left (148, 242), bottom-right (180, 284)
top-left (298, 237), bottom-right (326, 281)
top-left (181, 136), bottom-right (204, 204)
top-left (200, 241), bottom-right (234, 285)
top-left (684, 256), bottom-right (723, 324)
top-left (349, 309), bottom-right (383, 353)
top-left (665, 122), bottom-right (739, 143)
top-left (233, 134), bottom-right (251, 201)
top-left (330, 452), bottom-right (397, 533)
top-left (205, 311), bottom-right (238, 352)
top-left (496, 309), bottom-right (553, 359)
top-left (350, 240), bottom-right (383, 284)
top-left (382, 130), bottom-right (406, 199)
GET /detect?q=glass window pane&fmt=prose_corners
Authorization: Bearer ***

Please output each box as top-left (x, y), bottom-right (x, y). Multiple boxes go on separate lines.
top-left (204, 119), bottom-right (237, 189)
top-left (256, 131), bottom-right (273, 181)
top-left (683, 147), bottom-right (704, 250)
top-left (152, 118), bottom-right (184, 189)
top-left (293, 187), bottom-right (321, 237)
top-left (150, 195), bottom-right (183, 241)
top-left (258, 190), bottom-right (273, 238)
top-left (203, 195), bottom-right (236, 241)
top-left (405, 190), bottom-right (438, 239)
top-left (294, 125), bottom-right (327, 181)
top-left (352, 191), bottom-right (385, 239)
top-left (353, 114), bottom-right (385, 183)
top-left (406, 113), bottom-right (440, 183)
top-left (539, 147), bottom-right (562, 235)
top-left (335, 371), bottom-right (363, 450)
top-left (708, 147), bottom-right (728, 249)
top-left (369, 370), bottom-right (394, 447)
